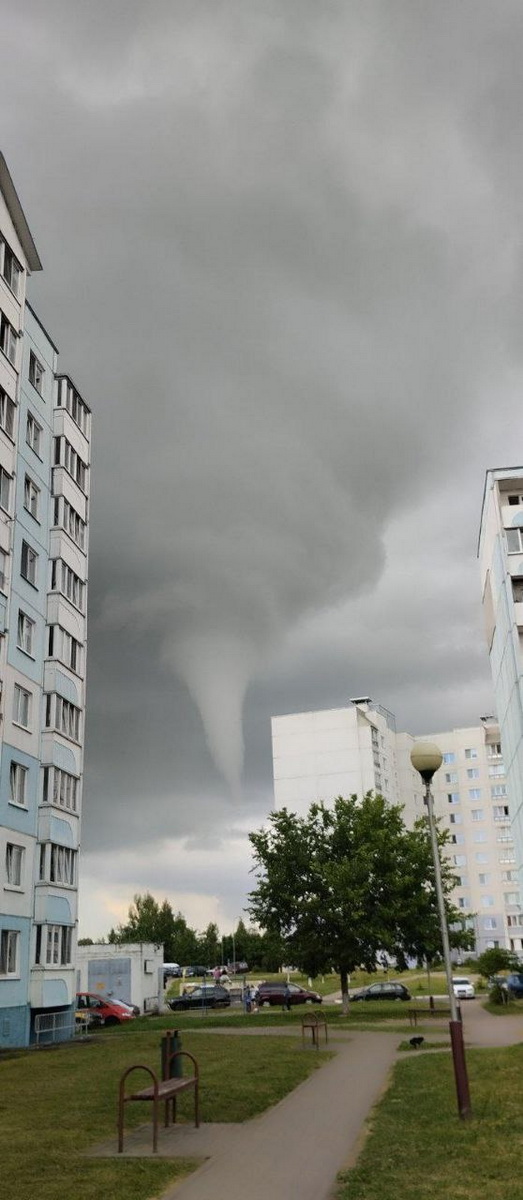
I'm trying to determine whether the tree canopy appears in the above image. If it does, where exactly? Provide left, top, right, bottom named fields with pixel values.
left=248, top=793, right=472, bottom=997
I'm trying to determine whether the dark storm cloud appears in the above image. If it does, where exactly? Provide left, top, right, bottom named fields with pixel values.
left=2, top=3, right=523, bottom=923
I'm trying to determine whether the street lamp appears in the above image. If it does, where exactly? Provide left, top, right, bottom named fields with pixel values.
left=410, top=741, right=472, bottom=1119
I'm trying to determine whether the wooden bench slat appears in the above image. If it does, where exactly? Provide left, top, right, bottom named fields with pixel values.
left=128, top=1078, right=194, bottom=1101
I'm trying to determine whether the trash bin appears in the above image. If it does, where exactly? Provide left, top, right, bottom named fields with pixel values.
left=161, top=1029, right=183, bottom=1079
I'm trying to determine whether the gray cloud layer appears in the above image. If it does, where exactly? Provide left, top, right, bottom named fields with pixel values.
left=2, top=2, right=523, bottom=927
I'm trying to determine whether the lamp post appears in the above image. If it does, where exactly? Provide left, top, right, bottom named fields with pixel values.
left=410, top=741, right=472, bottom=1119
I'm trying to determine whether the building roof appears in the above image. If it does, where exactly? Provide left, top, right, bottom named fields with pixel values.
left=0, top=153, right=42, bottom=272
left=478, top=466, right=523, bottom=557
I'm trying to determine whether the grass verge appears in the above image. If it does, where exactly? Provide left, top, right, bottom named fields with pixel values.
left=337, top=1044, right=523, bottom=1200
left=0, top=1030, right=328, bottom=1200
left=128, top=1001, right=420, bottom=1033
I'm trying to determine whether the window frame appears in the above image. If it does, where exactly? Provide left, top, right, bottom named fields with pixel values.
left=0, top=928, right=19, bottom=975
left=17, top=609, right=35, bottom=657
left=5, top=842, right=24, bottom=887
left=28, top=351, right=44, bottom=395
left=13, top=684, right=32, bottom=730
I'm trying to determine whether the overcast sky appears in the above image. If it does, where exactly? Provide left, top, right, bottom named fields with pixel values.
left=3, top=1, right=523, bottom=940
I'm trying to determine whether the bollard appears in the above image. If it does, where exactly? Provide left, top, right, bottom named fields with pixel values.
left=161, top=1029, right=183, bottom=1079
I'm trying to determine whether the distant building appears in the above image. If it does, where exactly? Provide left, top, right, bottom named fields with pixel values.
left=272, top=700, right=517, bottom=955
left=0, top=155, right=91, bottom=1048
left=479, top=468, right=523, bottom=930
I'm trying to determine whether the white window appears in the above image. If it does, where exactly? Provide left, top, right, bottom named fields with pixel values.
left=502, top=870, right=517, bottom=882
left=481, top=895, right=494, bottom=907
left=38, top=924, right=72, bottom=966
left=445, top=771, right=458, bottom=784
left=46, top=693, right=80, bottom=741
left=474, top=831, right=487, bottom=843
left=48, top=625, right=82, bottom=674
left=492, top=785, right=508, bottom=797
left=0, top=237, right=22, bottom=297
left=21, top=540, right=37, bottom=586
left=487, top=743, right=502, bottom=758
left=507, top=914, right=522, bottom=928
left=26, top=411, right=42, bottom=455
left=50, top=560, right=84, bottom=611
left=497, top=831, right=513, bottom=843
left=17, top=610, right=35, bottom=656
left=49, top=844, right=76, bottom=885
left=489, top=765, right=505, bottom=778
left=42, top=765, right=79, bottom=812
left=484, top=918, right=498, bottom=930
left=478, top=873, right=491, bottom=885
left=469, top=789, right=482, bottom=800
left=13, top=684, right=31, bottom=729
left=449, top=812, right=462, bottom=824
left=451, top=833, right=465, bottom=845
left=0, top=929, right=19, bottom=975
left=500, top=851, right=516, bottom=863
left=9, top=760, right=28, bottom=804
left=447, top=792, right=460, bottom=804
left=467, top=768, right=480, bottom=779
left=24, top=475, right=39, bottom=519
left=54, top=436, right=87, bottom=491
left=465, top=748, right=478, bottom=760
left=56, top=377, right=89, bottom=435
left=0, top=466, right=11, bottom=513
left=476, top=852, right=489, bottom=864
left=5, top=843, right=24, bottom=887
left=0, top=310, right=17, bottom=365
left=443, top=752, right=455, bottom=764
left=493, top=805, right=510, bottom=820
left=458, top=896, right=469, bottom=908
left=456, top=874, right=468, bottom=887
left=506, top=527, right=523, bottom=553
left=0, top=548, right=7, bottom=592
left=504, top=892, right=520, bottom=905
left=54, top=497, right=86, bottom=550
left=0, top=387, right=15, bottom=438
left=471, top=809, right=484, bottom=821
left=29, top=351, right=44, bottom=394
left=453, top=854, right=467, bottom=866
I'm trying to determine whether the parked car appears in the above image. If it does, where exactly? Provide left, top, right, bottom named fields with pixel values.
left=167, top=985, right=231, bottom=1011
left=505, top=973, right=523, bottom=997
left=163, top=962, right=183, bottom=981
left=351, top=982, right=411, bottom=1002
left=257, top=982, right=322, bottom=1006
left=75, top=993, right=137, bottom=1026
left=182, top=965, right=214, bottom=977
left=227, top=961, right=249, bottom=976
left=452, top=977, right=475, bottom=1000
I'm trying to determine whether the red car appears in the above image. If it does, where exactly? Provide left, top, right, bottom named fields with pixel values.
left=257, top=982, right=322, bottom=1007
left=76, top=992, right=136, bottom=1026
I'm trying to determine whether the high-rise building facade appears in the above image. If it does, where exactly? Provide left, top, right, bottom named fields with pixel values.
left=272, top=701, right=518, bottom=955
left=0, top=155, right=90, bottom=1048
left=479, top=468, right=523, bottom=918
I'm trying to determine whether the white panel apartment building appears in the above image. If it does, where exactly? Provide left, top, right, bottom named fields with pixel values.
left=0, top=155, right=91, bottom=1048
left=272, top=700, right=518, bottom=955
left=479, top=468, right=523, bottom=925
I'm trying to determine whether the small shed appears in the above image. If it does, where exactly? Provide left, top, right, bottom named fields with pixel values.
left=76, top=942, right=164, bottom=1013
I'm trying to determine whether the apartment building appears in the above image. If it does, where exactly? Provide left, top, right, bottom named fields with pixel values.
left=0, top=155, right=90, bottom=1048
left=272, top=701, right=518, bottom=955
left=479, top=468, right=523, bottom=917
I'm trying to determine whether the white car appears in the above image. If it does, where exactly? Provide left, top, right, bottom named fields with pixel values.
left=452, top=976, right=475, bottom=1000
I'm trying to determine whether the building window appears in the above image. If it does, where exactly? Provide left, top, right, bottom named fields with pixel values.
left=26, top=411, right=42, bottom=455
left=507, top=914, right=522, bottom=927
left=56, top=377, right=89, bottom=435
left=476, top=853, right=489, bottom=864
left=491, top=785, right=508, bottom=797
left=501, top=870, right=517, bottom=882
left=9, top=760, right=28, bottom=804
left=13, top=684, right=31, bottom=729
left=0, top=929, right=19, bottom=975
left=50, top=560, right=84, bottom=611
left=0, top=465, right=11, bottom=513
left=0, top=386, right=15, bottom=438
left=445, top=771, right=458, bottom=784
left=478, top=873, right=491, bottom=885
left=449, top=812, right=462, bottom=824
left=504, top=892, right=520, bottom=906
left=481, top=895, right=494, bottom=907
left=29, top=351, right=44, bottom=394
left=464, top=748, right=478, bottom=760
left=35, top=924, right=73, bottom=967
left=497, top=831, right=513, bottom=843
left=447, top=793, right=460, bottom=805
left=506, top=527, right=523, bottom=553
left=474, top=831, right=487, bottom=843
left=493, top=805, right=510, bottom=820
left=17, top=610, right=35, bottom=656
left=54, top=436, right=87, bottom=492
left=42, top=765, right=79, bottom=812
left=469, top=789, right=482, bottom=800
left=489, top=765, right=505, bottom=778
left=45, top=693, right=81, bottom=742
left=467, top=768, right=480, bottom=780
left=5, top=843, right=24, bottom=887
left=0, top=237, right=22, bottom=297
left=471, top=809, right=484, bottom=822
left=443, top=752, right=456, bottom=764
left=458, top=896, right=469, bottom=909
left=451, top=833, right=465, bottom=845
left=54, top=497, right=86, bottom=551
left=0, top=548, right=7, bottom=593
left=499, top=851, right=516, bottom=863
left=484, top=918, right=498, bottom=931
left=453, top=854, right=467, bottom=866
left=0, top=310, right=17, bottom=365
left=49, top=844, right=76, bottom=886
left=23, top=475, right=39, bottom=520
left=48, top=626, right=81, bottom=674
left=20, top=540, right=37, bottom=586
left=487, top=743, right=502, bottom=757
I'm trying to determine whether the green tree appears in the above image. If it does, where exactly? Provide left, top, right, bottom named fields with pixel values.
left=248, top=794, right=471, bottom=1008
left=108, top=893, right=199, bottom=963
left=476, top=947, right=520, bottom=979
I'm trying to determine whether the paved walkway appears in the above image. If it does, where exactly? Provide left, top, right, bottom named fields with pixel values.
left=91, top=1003, right=523, bottom=1200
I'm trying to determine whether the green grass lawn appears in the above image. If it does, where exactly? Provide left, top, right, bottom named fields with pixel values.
left=126, top=999, right=421, bottom=1033
left=0, top=1029, right=328, bottom=1200
left=337, top=1044, right=523, bottom=1200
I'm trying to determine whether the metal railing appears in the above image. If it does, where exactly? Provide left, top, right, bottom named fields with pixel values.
left=34, top=1009, right=89, bottom=1045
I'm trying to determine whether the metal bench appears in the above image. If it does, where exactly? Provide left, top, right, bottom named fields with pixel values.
left=408, top=1005, right=460, bottom=1028
left=301, top=1011, right=328, bottom=1048
left=118, top=1050, right=199, bottom=1153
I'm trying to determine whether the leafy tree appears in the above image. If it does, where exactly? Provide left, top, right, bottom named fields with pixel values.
left=248, top=794, right=471, bottom=1007
left=108, top=893, right=199, bottom=964
left=77, top=937, right=94, bottom=946
left=476, top=947, right=520, bottom=979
